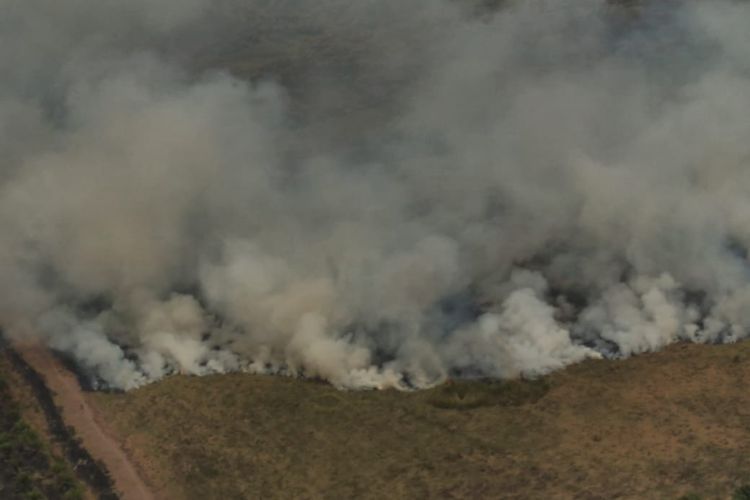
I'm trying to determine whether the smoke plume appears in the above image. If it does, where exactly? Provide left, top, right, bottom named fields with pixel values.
left=2, top=0, right=750, bottom=389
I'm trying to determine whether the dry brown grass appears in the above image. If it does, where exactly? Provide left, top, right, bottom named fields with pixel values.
left=86, top=341, right=750, bottom=499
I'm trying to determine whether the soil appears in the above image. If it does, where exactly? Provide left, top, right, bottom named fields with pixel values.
left=12, top=343, right=154, bottom=500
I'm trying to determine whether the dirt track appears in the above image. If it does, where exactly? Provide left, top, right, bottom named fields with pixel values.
left=13, top=344, right=155, bottom=500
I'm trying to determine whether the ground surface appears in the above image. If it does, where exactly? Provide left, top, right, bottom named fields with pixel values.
left=0, top=355, right=84, bottom=500
left=85, top=341, right=750, bottom=499
left=13, top=346, right=153, bottom=500
left=2, top=3, right=746, bottom=499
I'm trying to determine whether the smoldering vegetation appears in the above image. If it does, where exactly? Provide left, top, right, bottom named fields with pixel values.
left=2, top=0, right=750, bottom=390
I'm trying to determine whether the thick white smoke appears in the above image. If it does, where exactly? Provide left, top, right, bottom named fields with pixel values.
left=3, top=0, right=750, bottom=390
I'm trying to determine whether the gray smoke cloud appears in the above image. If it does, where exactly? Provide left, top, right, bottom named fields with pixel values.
left=2, top=0, right=750, bottom=390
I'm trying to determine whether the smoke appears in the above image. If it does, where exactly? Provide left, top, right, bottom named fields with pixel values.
left=2, top=0, right=750, bottom=390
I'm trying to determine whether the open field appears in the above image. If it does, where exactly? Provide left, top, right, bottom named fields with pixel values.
left=87, top=341, right=750, bottom=499
left=4, top=2, right=750, bottom=498
left=8, top=345, right=150, bottom=500
left=0, top=355, right=84, bottom=500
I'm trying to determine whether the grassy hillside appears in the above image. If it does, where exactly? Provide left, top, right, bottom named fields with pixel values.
left=0, top=358, right=84, bottom=500
left=91, top=341, right=750, bottom=499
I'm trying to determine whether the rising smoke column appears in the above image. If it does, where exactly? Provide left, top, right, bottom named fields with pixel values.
left=2, top=0, right=750, bottom=390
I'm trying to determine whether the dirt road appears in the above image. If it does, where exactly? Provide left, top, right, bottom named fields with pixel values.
left=13, top=343, right=155, bottom=500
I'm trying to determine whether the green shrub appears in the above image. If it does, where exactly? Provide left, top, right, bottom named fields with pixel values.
left=0, top=360, right=86, bottom=498
left=23, top=489, right=45, bottom=500
left=734, top=485, right=750, bottom=500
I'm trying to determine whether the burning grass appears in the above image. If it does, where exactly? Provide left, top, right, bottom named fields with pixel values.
left=86, top=341, right=750, bottom=499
